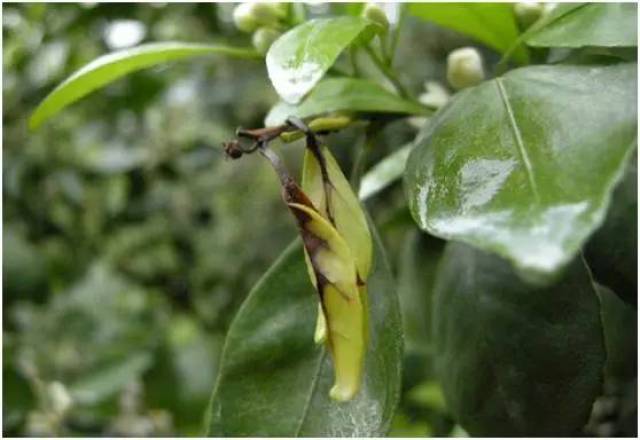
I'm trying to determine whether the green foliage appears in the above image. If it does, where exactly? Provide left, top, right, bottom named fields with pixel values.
left=7, top=1, right=638, bottom=437
left=526, top=3, right=638, bottom=48
left=30, top=42, right=260, bottom=129
left=207, top=228, right=402, bottom=436
left=433, top=243, right=606, bottom=436
left=265, top=78, right=428, bottom=126
left=585, top=159, right=638, bottom=305
left=405, top=63, right=637, bottom=281
left=358, top=143, right=412, bottom=200
left=266, top=16, right=375, bottom=103
left=408, top=3, right=529, bottom=64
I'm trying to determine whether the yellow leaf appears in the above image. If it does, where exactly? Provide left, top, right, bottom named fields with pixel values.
left=302, top=145, right=373, bottom=278
left=288, top=202, right=366, bottom=401
left=302, top=145, right=373, bottom=348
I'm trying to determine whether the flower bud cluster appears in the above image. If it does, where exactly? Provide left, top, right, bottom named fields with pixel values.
left=232, top=2, right=286, bottom=54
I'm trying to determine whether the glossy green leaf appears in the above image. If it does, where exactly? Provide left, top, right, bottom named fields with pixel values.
left=526, top=3, right=638, bottom=48
left=405, top=63, right=637, bottom=281
left=30, top=42, right=259, bottom=129
left=585, top=157, right=637, bottom=306
left=408, top=3, right=529, bottom=64
left=359, top=143, right=413, bottom=201
left=265, top=78, right=428, bottom=126
left=206, top=229, right=402, bottom=436
left=266, top=16, right=373, bottom=104
left=433, top=242, right=605, bottom=436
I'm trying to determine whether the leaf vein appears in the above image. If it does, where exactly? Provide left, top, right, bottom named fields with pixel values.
left=496, top=78, right=540, bottom=202
left=294, top=347, right=326, bottom=436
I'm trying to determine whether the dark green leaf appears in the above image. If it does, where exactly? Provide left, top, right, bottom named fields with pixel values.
left=2, top=363, right=35, bottom=432
left=206, top=230, right=402, bottom=436
left=585, top=157, right=637, bottom=306
left=30, top=42, right=259, bottom=129
left=396, top=230, right=445, bottom=353
left=359, top=144, right=413, bottom=201
left=408, top=3, right=529, bottom=64
left=433, top=242, right=605, bottom=436
left=3, top=228, right=48, bottom=301
left=266, top=17, right=374, bottom=104
left=526, top=3, right=638, bottom=48
left=405, top=63, right=637, bottom=281
left=595, top=284, right=637, bottom=382
left=265, top=78, right=428, bottom=126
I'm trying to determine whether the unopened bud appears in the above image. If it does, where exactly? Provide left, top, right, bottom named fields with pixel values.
left=252, top=27, right=282, bottom=55
left=514, top=2, right=544, bottom=29
left=418, top=81, right=450, bottom=109
left=446, top=47, right=485, bottom=90
left=233, top=2, right=285, bottom=33
left=232, top=3, right=258, bottom=33
left=47, top=381, right=72, bottom=417
left=362, top=3, right=389, bottom=33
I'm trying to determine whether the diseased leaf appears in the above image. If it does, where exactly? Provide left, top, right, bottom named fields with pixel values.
left=405, top=63, right=637, bottom=281
left=30, top=42, right=259, bottom=129
left=433, top=242, right=605, bottom=436
left=265, top=78, right=428, bottom=126
left=301, top=143, right=373, bottom=351
left=266, top=16, right=373, bottom=104
left=408, top=3, right=529, bottom=64
left=526, top=3, right=638, bottom=48
left=287, top=202, right=366, bottom=402
left=206, top=228, right=402, bottom=436
left=302, top=145, right=372, bottom=278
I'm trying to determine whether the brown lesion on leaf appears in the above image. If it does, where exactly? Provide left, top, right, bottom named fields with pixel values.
left=223, top=116, right=356, bottom=304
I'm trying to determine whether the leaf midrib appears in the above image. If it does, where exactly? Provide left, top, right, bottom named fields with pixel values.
left=293, top=348, right=327, bottom=436
left=495, top=78, right=541, bottom=203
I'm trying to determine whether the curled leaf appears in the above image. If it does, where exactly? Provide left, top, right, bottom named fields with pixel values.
left=287, top=202, right=366, bottom=401
left=259, top=141, right=370, bottom=401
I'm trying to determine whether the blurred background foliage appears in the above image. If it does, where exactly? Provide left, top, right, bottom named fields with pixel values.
left=3, top=2, right=504, bottom=437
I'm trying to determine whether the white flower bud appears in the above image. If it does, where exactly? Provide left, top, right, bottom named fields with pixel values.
left=362, top=3, right=389, bottom=33
left=233, top=2, right=286, bottom=33
left=47, top=381, right=72, bottom=417
left=233, top=3, right=258, bottom=33
left=446, top=47, right=485, bottom=90
left=418, top=81, right=450, bottom=109
left=514, top=2, right=544, bottom=29
left=252, top=27, right=282, bottom=55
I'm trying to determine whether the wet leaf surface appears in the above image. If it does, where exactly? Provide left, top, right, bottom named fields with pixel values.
left=206, top=225, right=402, bottom=437
left=405, top=63, right=637, bottom=281
left=433, top=242, right=605, bottom=436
